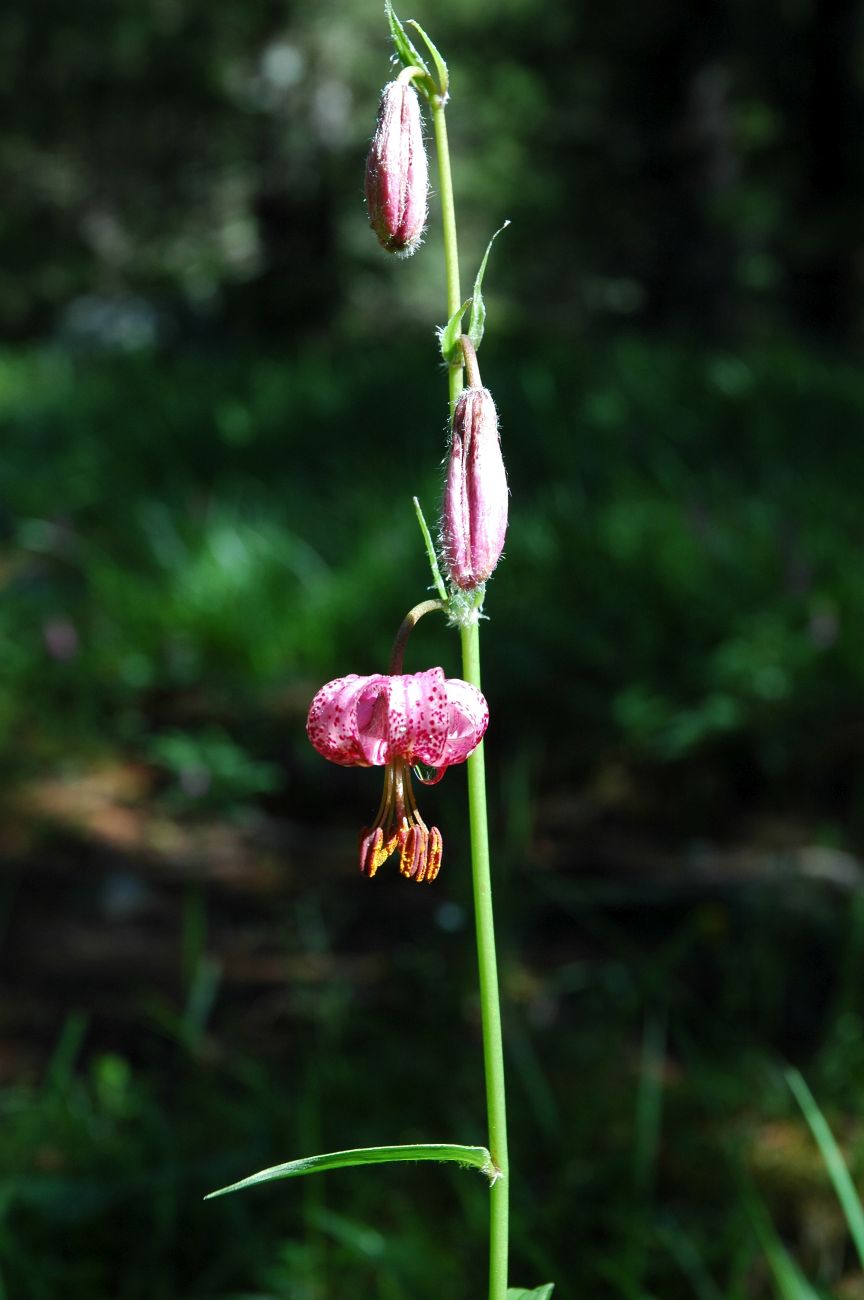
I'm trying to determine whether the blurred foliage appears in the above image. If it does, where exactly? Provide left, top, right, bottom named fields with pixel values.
left=3, top=874, right=864, bottom=1297
left=145, top=727, right=282, bottom=813
left=3, top=0, right=864, bottom=1295
left=2, top=335, right=864, bottom=837
left=1, top=0, right=862, bottom=343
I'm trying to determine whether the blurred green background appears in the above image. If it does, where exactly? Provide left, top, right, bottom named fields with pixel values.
left=3, top=0, right=864, bottom=1296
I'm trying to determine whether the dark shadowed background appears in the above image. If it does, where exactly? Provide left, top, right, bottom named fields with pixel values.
left=2, top=0, right=864, bottom=1296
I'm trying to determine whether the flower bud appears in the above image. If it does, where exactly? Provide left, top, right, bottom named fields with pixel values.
left=441, top=386, right=509, bottom=590
left=364, top=79, right=428, bottom=257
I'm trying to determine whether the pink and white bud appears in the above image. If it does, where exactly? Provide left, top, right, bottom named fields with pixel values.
left=441, top=386, right=509, bottom=590
left=364, top=79, right=428, bottom=257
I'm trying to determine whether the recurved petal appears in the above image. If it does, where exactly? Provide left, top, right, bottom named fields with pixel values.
left=440, top=677, right=489, bottom=766
left=352, top=676, right=397, bottom=765
left=306, top=673, right=390, bottom=766
left=387, top=667, right=450, bottom=766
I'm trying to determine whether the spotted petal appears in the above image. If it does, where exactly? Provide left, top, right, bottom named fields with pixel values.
left=307, top=668, right=489, bottom=772
left=387, top=667, right=450, bottom=766
left=306, top=674, right=389, bottom=766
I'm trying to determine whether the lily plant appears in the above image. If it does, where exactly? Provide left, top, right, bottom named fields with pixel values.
left=206, top=8, right=551, bottom=1299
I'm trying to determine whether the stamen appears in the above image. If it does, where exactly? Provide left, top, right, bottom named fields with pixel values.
left=358, top=759, right=443, bottom=883
left=399, top=823, right=425, bottom=880
left=359, top=825, right=400, bottom=877
left=427, top=827, right=443, bottom=881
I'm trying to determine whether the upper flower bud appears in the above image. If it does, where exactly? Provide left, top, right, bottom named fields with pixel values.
left=441, top=385, right=509, bottom=590
left=364, top=77, right=428, bottom=257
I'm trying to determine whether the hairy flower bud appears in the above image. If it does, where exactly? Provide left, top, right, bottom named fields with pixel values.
left=441, top=386, right=509, bottom=590
left=364, top=79, right=428, bottom=257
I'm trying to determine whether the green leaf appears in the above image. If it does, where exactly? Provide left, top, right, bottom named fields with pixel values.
left=406, top=19, right=449, bottom=96
left=786, top=1066, right=864, bottom=1269
left=205, top=1142, right=494, bottom=1200
left=438, top=296, right=471, bottom=364
left=468, top=220, right=511, bottom=351
left=385, top=2, right=430, bottom=79
left=507, top=1287, right=555, bottom=1300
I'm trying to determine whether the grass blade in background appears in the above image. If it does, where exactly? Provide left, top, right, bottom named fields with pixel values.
left=785, top=1066, right=864, bottom=1269
left=205, top=1142, right=494, bottom=1199
left=749, top=1198, right=821, bottom=1300
left=658, top=1222, right=725, bottom=1300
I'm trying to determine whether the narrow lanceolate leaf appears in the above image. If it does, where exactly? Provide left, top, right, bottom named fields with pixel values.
left=786, top=1066, right=864, bottom=1269
left=468, top=220, right=511, bottom=351
left=507, top=1287, right=555, bottom=1300
left=205, top=1143, right=494, bottom=1200
left=406, top=19, right=449, bottom=97
left=438, top=297, right=471, bottom=364
left=385, top=2, right=430, bottom=80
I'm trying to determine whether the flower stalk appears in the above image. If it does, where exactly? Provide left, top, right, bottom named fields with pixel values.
left=430, top=89, right=510, bottom=1300
left=461, top=334, right=482, bottom=389
left=389, top=598, right=446, bottom=673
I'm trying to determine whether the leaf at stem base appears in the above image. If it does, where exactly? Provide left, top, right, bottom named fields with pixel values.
left=205, top=1142, right=494, bottom=1200
left=507, top=1287, right=555, bottom=1299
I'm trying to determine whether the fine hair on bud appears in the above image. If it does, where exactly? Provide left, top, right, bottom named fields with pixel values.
left=364, top=78, right=429, bottom=257
left=441, top=386, right=509, bottom=590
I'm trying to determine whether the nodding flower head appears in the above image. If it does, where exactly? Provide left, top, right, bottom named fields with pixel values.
left=364, top=78, right=429, bottom=257
left=441, top=385, right=509, bottom=591
left=307, top=667, right=488, bottom=882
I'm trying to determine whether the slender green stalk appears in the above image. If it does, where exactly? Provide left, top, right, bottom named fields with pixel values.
left=430, top=90, right=510, bottom=1300
left=461, top=622, right=510, bottom=1300
left=430, top=97, right=464, bottom=410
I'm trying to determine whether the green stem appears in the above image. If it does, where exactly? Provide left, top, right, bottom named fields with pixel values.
left=430, top=97, right=464, bottom=411
left=431, top=91, right=509, bottom=1300
left=461, top=622, right=510, bottom=1300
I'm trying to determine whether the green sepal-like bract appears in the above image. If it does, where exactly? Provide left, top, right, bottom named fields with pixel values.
left=413, top=495, right=448, bottom=602
left=406, top=18, right=449, bottom=98
left=385, top=2, right=438, bottom=101
left=467, top=220, right=510, bottom=351
left=438, top=222, right=510, bottom=365
left=507, top=1287, right=555, bottom=1299
left=438, top=296, right=472, bottom=365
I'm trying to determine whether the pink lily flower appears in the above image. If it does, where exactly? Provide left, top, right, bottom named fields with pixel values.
left=307, top=667, right=488, bottom=882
